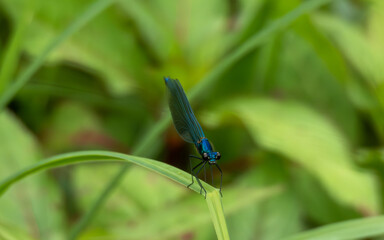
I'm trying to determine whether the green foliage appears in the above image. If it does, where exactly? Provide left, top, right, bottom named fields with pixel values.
left=0, top=0, right=384, bottom=239
left=203, top=98, right=378, bottom=211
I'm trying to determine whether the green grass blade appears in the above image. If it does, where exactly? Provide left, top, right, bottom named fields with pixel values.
left=0, top=150, right=215, bottom=197
left=0, top=0, right=115, bottom=111
left=285, top=216, right=384, bottom=240
left=206, top=191, right=230, bottom=240
left=0, top=150, right=223, bottom=238
left=71, top=0, right=337, bottom=236
left=0, top=1, right=34, bottom=94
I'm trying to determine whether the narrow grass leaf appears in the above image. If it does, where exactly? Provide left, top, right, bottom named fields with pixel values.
left=0, top=151, right=216, bottom=196
left=0, top=1, right=34, bottom=94
left=206, top=191, right=230, bottom=240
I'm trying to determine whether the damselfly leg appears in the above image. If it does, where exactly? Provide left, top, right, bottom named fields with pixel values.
left=204, top=164, right=206, bottom=182
left=189, top=155, right=202, bottom=160
left=194, top=161, right=207, bottom=198
left=210, top=164, right=213, bottom=185
left=187, top=155, right=207, bottom=198
left=216, top=164, right=223, bottom=197
left=187, top=158, right=202, bottom=189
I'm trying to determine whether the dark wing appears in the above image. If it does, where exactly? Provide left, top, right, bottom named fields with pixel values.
left=164, top=77, right=205, bottom=143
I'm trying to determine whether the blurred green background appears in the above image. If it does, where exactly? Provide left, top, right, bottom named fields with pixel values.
left=0, top=0, right=384, bottom=239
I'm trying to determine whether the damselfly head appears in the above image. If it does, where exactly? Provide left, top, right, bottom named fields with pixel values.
left=203, top=152, right=221, bottom=164
left=210, top=152, right=221, bottom=164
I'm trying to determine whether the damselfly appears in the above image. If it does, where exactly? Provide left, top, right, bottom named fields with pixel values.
left=164, top=77, right=222, bottom=198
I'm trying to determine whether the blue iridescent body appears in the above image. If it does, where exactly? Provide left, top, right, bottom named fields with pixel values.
left=164, top=77, right=222, bottom=197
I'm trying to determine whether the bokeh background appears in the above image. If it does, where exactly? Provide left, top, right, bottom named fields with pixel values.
left=0, top=0, right=384, bottom=239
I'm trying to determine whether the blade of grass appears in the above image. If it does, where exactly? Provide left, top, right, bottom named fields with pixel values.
left=0, top=0, right=35, bottom=94
left=284, top=216, right=384, bottom=240
left=0, top=150, right=216, bottom=197
left=71, top=0, right=339, bottom=237
left=0, top=150, right=281, bottom=239
left=0, top=0, right=115, bottom=111
left=206, top=191, right=230, bottom=240
left=0, top=150, right=221, bottom=238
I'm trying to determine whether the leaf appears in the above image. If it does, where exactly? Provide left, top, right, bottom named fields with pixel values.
left=203, top=98, right=379, bottom=212
left=285, top=216, right=384, bottom=240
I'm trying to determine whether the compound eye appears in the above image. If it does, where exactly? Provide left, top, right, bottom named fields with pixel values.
left=203, top=152, right=209, bottom=160
left=216, top=152, right=221, bottom=160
